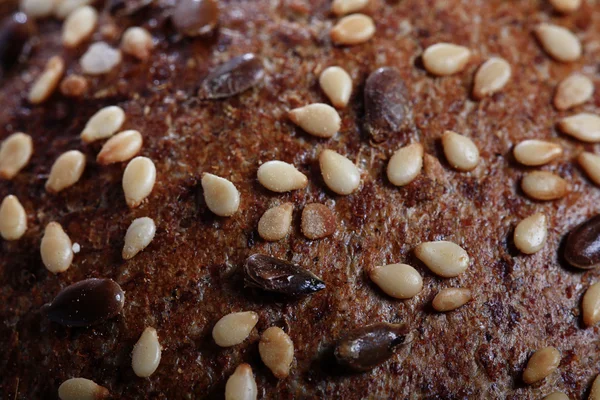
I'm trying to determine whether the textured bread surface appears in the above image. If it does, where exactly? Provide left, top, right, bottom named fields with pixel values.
left=1, top=0, right=600, bottom=399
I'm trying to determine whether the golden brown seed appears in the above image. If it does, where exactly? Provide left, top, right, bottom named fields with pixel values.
left=81, top=106, right=126, bottom=143
left=58, top=377, right=109, bottom=400
left=422, top=43, right=471, bottom=76
left=578, top=152, right=600, bottom=186
left=472, top=58, right=511, bottom=99
left=521, top=171, right=568, bottom=201
left=132, top=327, right=162, bottom=378
left=330, top=14, right=375, bottom=45
left=257, top=161, right=308, bottom=192
left=319, top=66, right=353, bottom=108
left=288, top=103, right=341, bottom=138
left=319, top=149, right=360, bottom=195
left=514, top=213, right=547, bottom=255
left=387, top=143, right=423, bottom=186
left=28, top=56, right=65, bottom=104
left=123, top=217, right=156, bottom=260
left=41, top=222, right=73, bottom=274
left=46, top=150, right=86, bottom=193
left=544, top=392, right=569, bottom=400
left=62, top=6, right=97, bottom=48
left=442, top=131, right=479, bottom=171
left=534, top=23, right=581, bottom=62
left=558, top=113, right=600, bottom=143
left=225, top=364, right=257, bottom=400
left=97, top=130, right=143, bottom=165
left=513, top=140, right=562, bottom=166
left=121, top=27, right=153, bottom=61
left=60, top=74, right=88, bottom=97
left=554, top=74, right=594, bottom=111
left=369, top=263, right=423, bottom=299
left=432, top=288, right=472, bottom=312
left=123, top=156, right=156, bottom=208
left=0, top=195, right=27, bottom=240
left=55, top=0, right=94, bottom=19
left=549, top=0, right=581, bottom=13
left=331, top=0, right=369, bottom=15
left=20, top=0, right=54, bottom=18
left=258, top=203, right=293, bottom=242
left=582, top=282, right=600, bottom=327
left=212, top=311, right=258, bottom=347
left=0, top=132, right=33, bottom=179
left=301, top=203, right=336, bottom=240
left=414, top=241, right=469, bottom=278
left=259, top=327, right=294, bottom=379
left=522, top=346, right=561, bottom=384
left=590, top=374, right=600, bottom=400
left=201, top=173, right=240, bottom=217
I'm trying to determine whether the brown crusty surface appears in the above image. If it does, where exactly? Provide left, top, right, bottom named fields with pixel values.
left=1, top=0, right=600, bottom=399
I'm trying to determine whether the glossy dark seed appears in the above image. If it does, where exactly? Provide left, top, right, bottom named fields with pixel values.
left=42, top=278, right=125, bottom=327
left=198, top=53, right=265, bottom=99
left=334, top=323, right=408, bottom=372
left=364, top=67, right=409, bottom=142
left=0, top=13, right=35, bottom=77
left=564, top=215, right=600, bottom=269
left=172, top=0, right=219, bottom=37
left=244, top=254, right=326, bottom=296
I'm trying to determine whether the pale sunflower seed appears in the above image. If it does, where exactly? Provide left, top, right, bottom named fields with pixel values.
left=521, top=171, right=568, bottom=201
left=0, top=132, right=33, bottom=179
left=0, top=195, right=27, bottom=241
left=422, top=43, right=471, bottom=76
left=472, top=57, right=511, bottom=99
left=201, top=173, right=240, bottom=216
left=46, top=150, right=86, bottom=193
left=330, top=13, right=375, bottom=45
left=514, top=213, right=547, bottom=254
left=554, top=74, right=594, bottom=111
left=513, top=140, right=562, bottom=166
left=534, top=23, right=581, bottom=62
left=123, top=156, right=156, bottom=208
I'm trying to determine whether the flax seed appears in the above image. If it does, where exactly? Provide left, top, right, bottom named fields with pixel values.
left=0, top=132, right=33, bottom=179
left=123, top=156, right=156, bottom=208
left=414, top=241, right=469, bottom=278
left=212, top=311, right=258, bottom=347
left=558, top=113, right=600, bottom=143
left=432, top=288, right=472, bottom=312
left=521, top=171, right=568, bottom=201
left=513, top=140, right=562, bottom=166
left=40, top=222, right=73, bottom=274
left=132, top=327, right=162, bottom=377
left=554, top=74, right=594, bottom=111
left=319, top=66, right=353, bottom=108
left=472, top=57, right=511, bottom=99
left=514, top=213, right=547, bottom=254
left=97, top=130, right=142, bottom=165
left=330, top=14, right=375, bottom=45
left=422, top=43, right=471, bottom=76
left=369, top=263, right=423, bottom=299
left=0, top=195, right=27, bottom=240
left=62, top=6, right=97, bottom=48
left=201, top=173, right=240, bottom=216
left=259, top=327, right=294, bottom=379
left=319, top=149, right=360, bottom=195
left=442, top=130, right=479, bottom=171
left=522, top=346, right=561, bottom=384
left=534, top=23, right=581, bottom=62
left=28, top=56, right=65, bottom=104
left=288, top=103, right=341, bottom=138
left=46, top=150, right=86, bottom=193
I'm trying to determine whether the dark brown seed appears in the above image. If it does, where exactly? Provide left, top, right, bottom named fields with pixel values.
left=564, top=215, right=600, bottom=269
left=334, top=323, right=409, bottom=372
left=42, top=278, right=125, bottom=327
left=244, top=254, right=326, bottom=296
left=364, top=67, right=409, bottom=143
left=0, top=13, right=35, bottom=77
left=172, top=0, right=220, bottom=37
left=198, top=53, right=265, bottom=99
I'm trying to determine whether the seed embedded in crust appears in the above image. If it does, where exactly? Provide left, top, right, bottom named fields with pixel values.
left=212, top=311, right=258, bottom=347
left=46, top=150, right=86, bottom=193
left=97, top=130, right=142, bottom=165
left=554, top=74, right=594, bottom=111
left=558, top=113, right=600, bottom=143
left=549, top=0, right=581, bottom=14
left=201, top=173, right=240, bottom=216
left=369, top=263, right=423, bottom=299
left=578, top=152, right=600, bottom=186
left=258, top=203, right=293, bottom=242
left=121, top=27, right=153, bottom=60
left=172, top=0, right=220, bottom=37
left=259, top=327, right=294, bottom=379
left=522, top=346, right=561, bottom=384
left=582, top=282, right=600, bottom=327
left=422, top=43, right=471, bottom=76
left=543, top=392, right=569, bottom=400
left=123, top=217, right=156, bottom=260
left=40, top=222, right=73, bottom=274
left=20, top=0, right=54, bottom=18
left=123, top=156, right=156, bottom=208
left=330, top=13, right=375, bottom=45
left=58, top=377, right=110, bottom=400
left=521, top=171, right=568, bottom=201
left=60, top=74, right=88, bottom=97
left=319, top=149, right=360, bottom=195
left=534, top=23, right=581, bottom=62
left=225, top=364, right=257, bottom=400
left=132, top=326, right=162, bottom=378
left=62, top=5, right=97, bottom=48
left=414, top=241, right=469, bottom=278
left=319, top=66, right=352, bottom=108
left=514, top=213, right=548, bottom=255
left=0, top=132, right=33, bottom=179
left=432, top=288, right=472, bottom=312
left=442, top=130, right=479, bottom=171
left=257, top=161, right=308, bottom=192
left=564, top=215, right=600, bottom=269
left=81, top=106, right=126, bottom=143
left=301, top=203, right=336, bottom=240
left=513, top=140, right=562, bottom=166
left=288, top=103, right=341, bottom=138
left=199, top=53, right=264, bottom=99
left=387, top=143, right=423, bottom=186
left=28, top=56, right=65, bottom=104
left=472, top=57, right=511, bottom=99
left=80, top=42, right=122, bottom=75
left=331, top=0, right=369, bottom=16
left=0, top=195, right=27, bottom=241
left=590, top=374, right=600, bottom=400
left=364, top=67, right=408, bottom=142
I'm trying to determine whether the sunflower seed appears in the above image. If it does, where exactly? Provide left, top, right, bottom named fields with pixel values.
left=319, top=149, right=360, bottom=195
left=97, top=130, right=143, bottom=165
left=422, top=43, right=471, bottom=76
left=514, top=213, right=547, bottom=254
left=554, top=74, right=594, bottom=111
left=132, top=327, right=162, bottom=377
left=301, top=203, right=336, bottom=240
left=288, top=103, right=341, bottom=138
left=330, top=14, right=375, bottom=45
left=0, top=132, right=33, bottom=179
left=123, top=156, right=156, bottom=208
left=212, top=311, right=258, bottom=347
left=259, top=327, right=294, bottom=379
left=199, top=53, right=264, bottom=99
left=387, top=143, right=423, bottom=186
left=472, top=57, right=511, bottom=99
left=534, top=23, right=581, bottom=62
left=564, top=214, right=600, bottom=269
left=369, top=263, right=423, bottom=299
left=58, top=378, right=110, bottom=400
left=121, top=27, right=153, bottom=60
left=46, top=150, right=86, bottom=193
left=558, top=113, right=600, bottom=143
left=582, top=282, right=600, bottom=327
left=513, top=140, right=562, bottom=166
left=442, top=130, right=479, bottom=171
left=257, top=161, right=307, bottom=192
left=0, top=195, right=27, bottom=241
left=319, top=66, right=352, bottom=108
left=123, top=217, right=156, bottom=260
left=521, top=171, right=568, bottom=201
left=225, top=364, right=257, bottom=400
left=81, top=106, right=126, bottom=143
left=201, top=173, right=240, bottom=216
left=522, top=346, right=561, bottom=384
left=364, top=67, right=408, bottom=142
left=331, top=0, right=369, bottom=16
left=432, top=288, right=472, bottom=312
left=62, top=6, right=97, bottom=48
left=579, top=152, right=600, bottom=186
left=172, top=0, right=220, bottom=37
left=258, top=203, right=293, bottom=242
left=414, top=241, right=469, bottom=278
